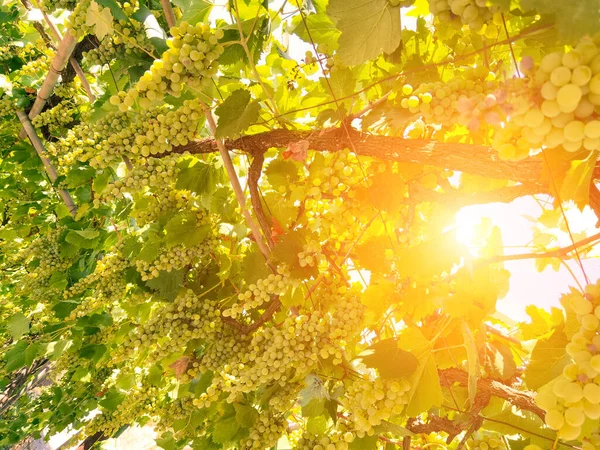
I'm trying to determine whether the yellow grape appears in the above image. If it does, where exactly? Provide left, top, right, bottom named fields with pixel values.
left=551, top=66, right=572, bottom=87
left=556, top=84, right=583, bottom=113
left=544, top=127, right=566, bottom=148
left=583, top=383, right=600, bottom=404
left=571, top=294, right=594, bottom=315
left=402, top=84, right=413, bottom=95
left=563, top=50, right=583, bottom=69
left=582, top=314, right=600, bottom=331
left=584, top=120, right=600, bottom=139
left=541, top=100, right=561, bottom=118
left=583, top=399, right=600, bottom=419
left=590, top=73, right=600, bottom=94
left=559, top=423, right=582, bottom=441
left=591, top=355, right=600, bottom=373
left=574, top=98, right=595, bottom=118
left=572, top=66, right=593, bottom=86
left=523, top=446, right=543, bottom=450
left=540, top=52, right=563, bottom=73
left=541, top=81, right=558, bottom=100
left=524, top=109, right=544, bottom=127
left=552, top=112, right=575, bottom=129
left=545, top=408, right=565, bottom=430
left=565, top=407, right=586, bottom=426
left=564, top=120, right=586, bottom=141
left=562, top=382, right=584, bottom=402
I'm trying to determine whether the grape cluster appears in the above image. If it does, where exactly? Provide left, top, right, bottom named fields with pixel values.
left=0, top=95, right=15, bottom=118
left=96, top=156, right=180, bottom=205
left=222, top=273, right=291, bottom=319
left=466, top=431, right=508, bottom=450
left=428, top=0, right=505, bottom=31
left=340, top=377, right=410, bottom=435
left=66, top=244, right=130, bottom=298
left=130, top=189, right=188, bottom=226
left=239, top=413, right=287, bottom=450
left=117, top=289, right=222, bottom=363
left=66, top=0, right=94, bottom=39
left=40, top=0, right=76, bottom=13
left=398, top=67, right=507, bottom=131
left=84, top=387, right=159, bottom=436
left=495, top=37, right=600, bottom=159
left=113, top=22, right=224, bottom=109
left=84, top=20, right=154, bottom=66
left=16, top=54, right=52, bottom=79
left=298, top=240, right=324, bottom=269
left=535, top=279, right=600, bottom=440
left=31, top=101, right=78, bottom=133
left=295, top=431, right=354, bottom=450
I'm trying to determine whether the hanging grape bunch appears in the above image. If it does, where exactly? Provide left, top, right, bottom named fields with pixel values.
left=535, top=279, right=600, bottom=441
left=428, top=0, right=506, bottom=31
left=114, top=21, right=224, bottom=110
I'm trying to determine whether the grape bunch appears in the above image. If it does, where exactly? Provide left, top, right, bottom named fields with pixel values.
left=66, top=0, right=94, bottom=39
left=239, top=413, right=287, bottom=450
left=114, top=21, right=224, bottom=109
left=398, top=66, right=508, bottom=131
left=40, top=0, right=76, bottom=13
left=340, top=377, right=411, bottom=436
left=31, top=101, right=78, bottom=133
left=0, top=95, right=15, bottom=118
left=428, top=0, right=506, bottom=31
left=84, top=20, right=154, bottom=66
left=294, top=431, right=354, bottom=450
left=16, top=54, right=52, bottom=79
left=494, top=36, right=600, bottom=159
left=116, top=289, right=222, bottom=364
left=298, top=240, right=325, bottom=269
left=222, top=273, right=291, bottom=319
left=466, top=431, right=507, bottom=450
left=535, top=279, right=600, bottom=440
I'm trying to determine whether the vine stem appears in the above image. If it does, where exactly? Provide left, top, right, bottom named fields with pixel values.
left=17, top=110, right=78, bottom=217
left=200, top=103, right=271, bottom=260
left=232, top=0, right=282, bottom=121
left=160, top=0, right=177, bottom=28
left=18, top=33, right=77, bottom=139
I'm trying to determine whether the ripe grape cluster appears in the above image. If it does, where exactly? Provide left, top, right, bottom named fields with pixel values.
left=84, top=20, right=153, bottom=66
left=341, top=377, right=410, bottom=435
left=495, top=37, right=600, bottom=159
left=535, top=279, right=600, bottom=440
left=0, top=95, right=15, bottom=118
left=428, top=0, right=505, bottom=31
left=117, top=289, right=222, bottom=363
left=294, top=431, right=354, bottom=450
left=239, top=413, right=287, bottom=450
left=31, top=101, right=78, bottom=133
left=466, top=431, right=508, bottom=450
left=398, top=67, right=507, bottom=131
left=222, top=273, right=291, bottom=319
left=66, top=0, right=93, bottom=39
left=113, top=21, right=224, bottom=109
left=40, top=0, right=76, bottom=12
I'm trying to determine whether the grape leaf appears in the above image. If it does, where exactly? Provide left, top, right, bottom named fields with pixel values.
left=176, top=159, right=225, bottom=195
left=397, top=328, right=443, bottom=416
left=212, top=416, right=241, bottom=444
left=165, top=213, right=211, bottom=248
left=358, top=339, right=419, bottom=379
left=86, top=1, right=114, bottom=40
left=4, top=341, right=27, bottom=372
left=327, top=0, right=402, bottom=66
left=145, top=269, right=185, bottom=301
left=559, top=151, right=597, bottom=210
left=291, top=11, right=340, bottom=51
left=265, top=160, right=299, bottom=191
left=65, top=229, right=101, bottom=249
left=215, top=89, right=260, bottom=138
left=349, top=435, right=378, bottom=450
left=524, top=323, right=571, bottom=390
left=7, top=313, right=30, bottom=340
left=234, top=404, right=258, bottom=428
left=171, top=0, right=212, bottom=26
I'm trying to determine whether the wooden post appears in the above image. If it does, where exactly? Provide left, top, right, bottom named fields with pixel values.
left=17, top=110, right=78, bottom=217
left=18, top=33, right=77, bottom=138
left=160, top=0, right=176, bottom=29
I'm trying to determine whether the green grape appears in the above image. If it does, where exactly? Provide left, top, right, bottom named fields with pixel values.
left=572, top=66, right=593, bottom=86
left=556, top=84, right=583, bottom=113
left=564, top=120, right=586, bottom=141
left=551, top=67, right=572, bottom=87
left=540, top=52, right=564, bottom=73
left=585, top=120, right=600, bottom=138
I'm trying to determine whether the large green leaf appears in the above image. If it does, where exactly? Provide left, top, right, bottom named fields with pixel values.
left=146, top=269, right=185, bottom=301
left=165, top=213, right=211, bottom=248
left=7, top=313, right=30, bottom=340
left=358, top=339, right=419, bottom=379
left=524, top=324, right=571, bottom=390
left=327, top=0, right=402, bottom=66
left=176, top=159, right=225, bottom=195
left=171, top=0, right=212, bottom=25
left=214, top=89, right=260, bottom=138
